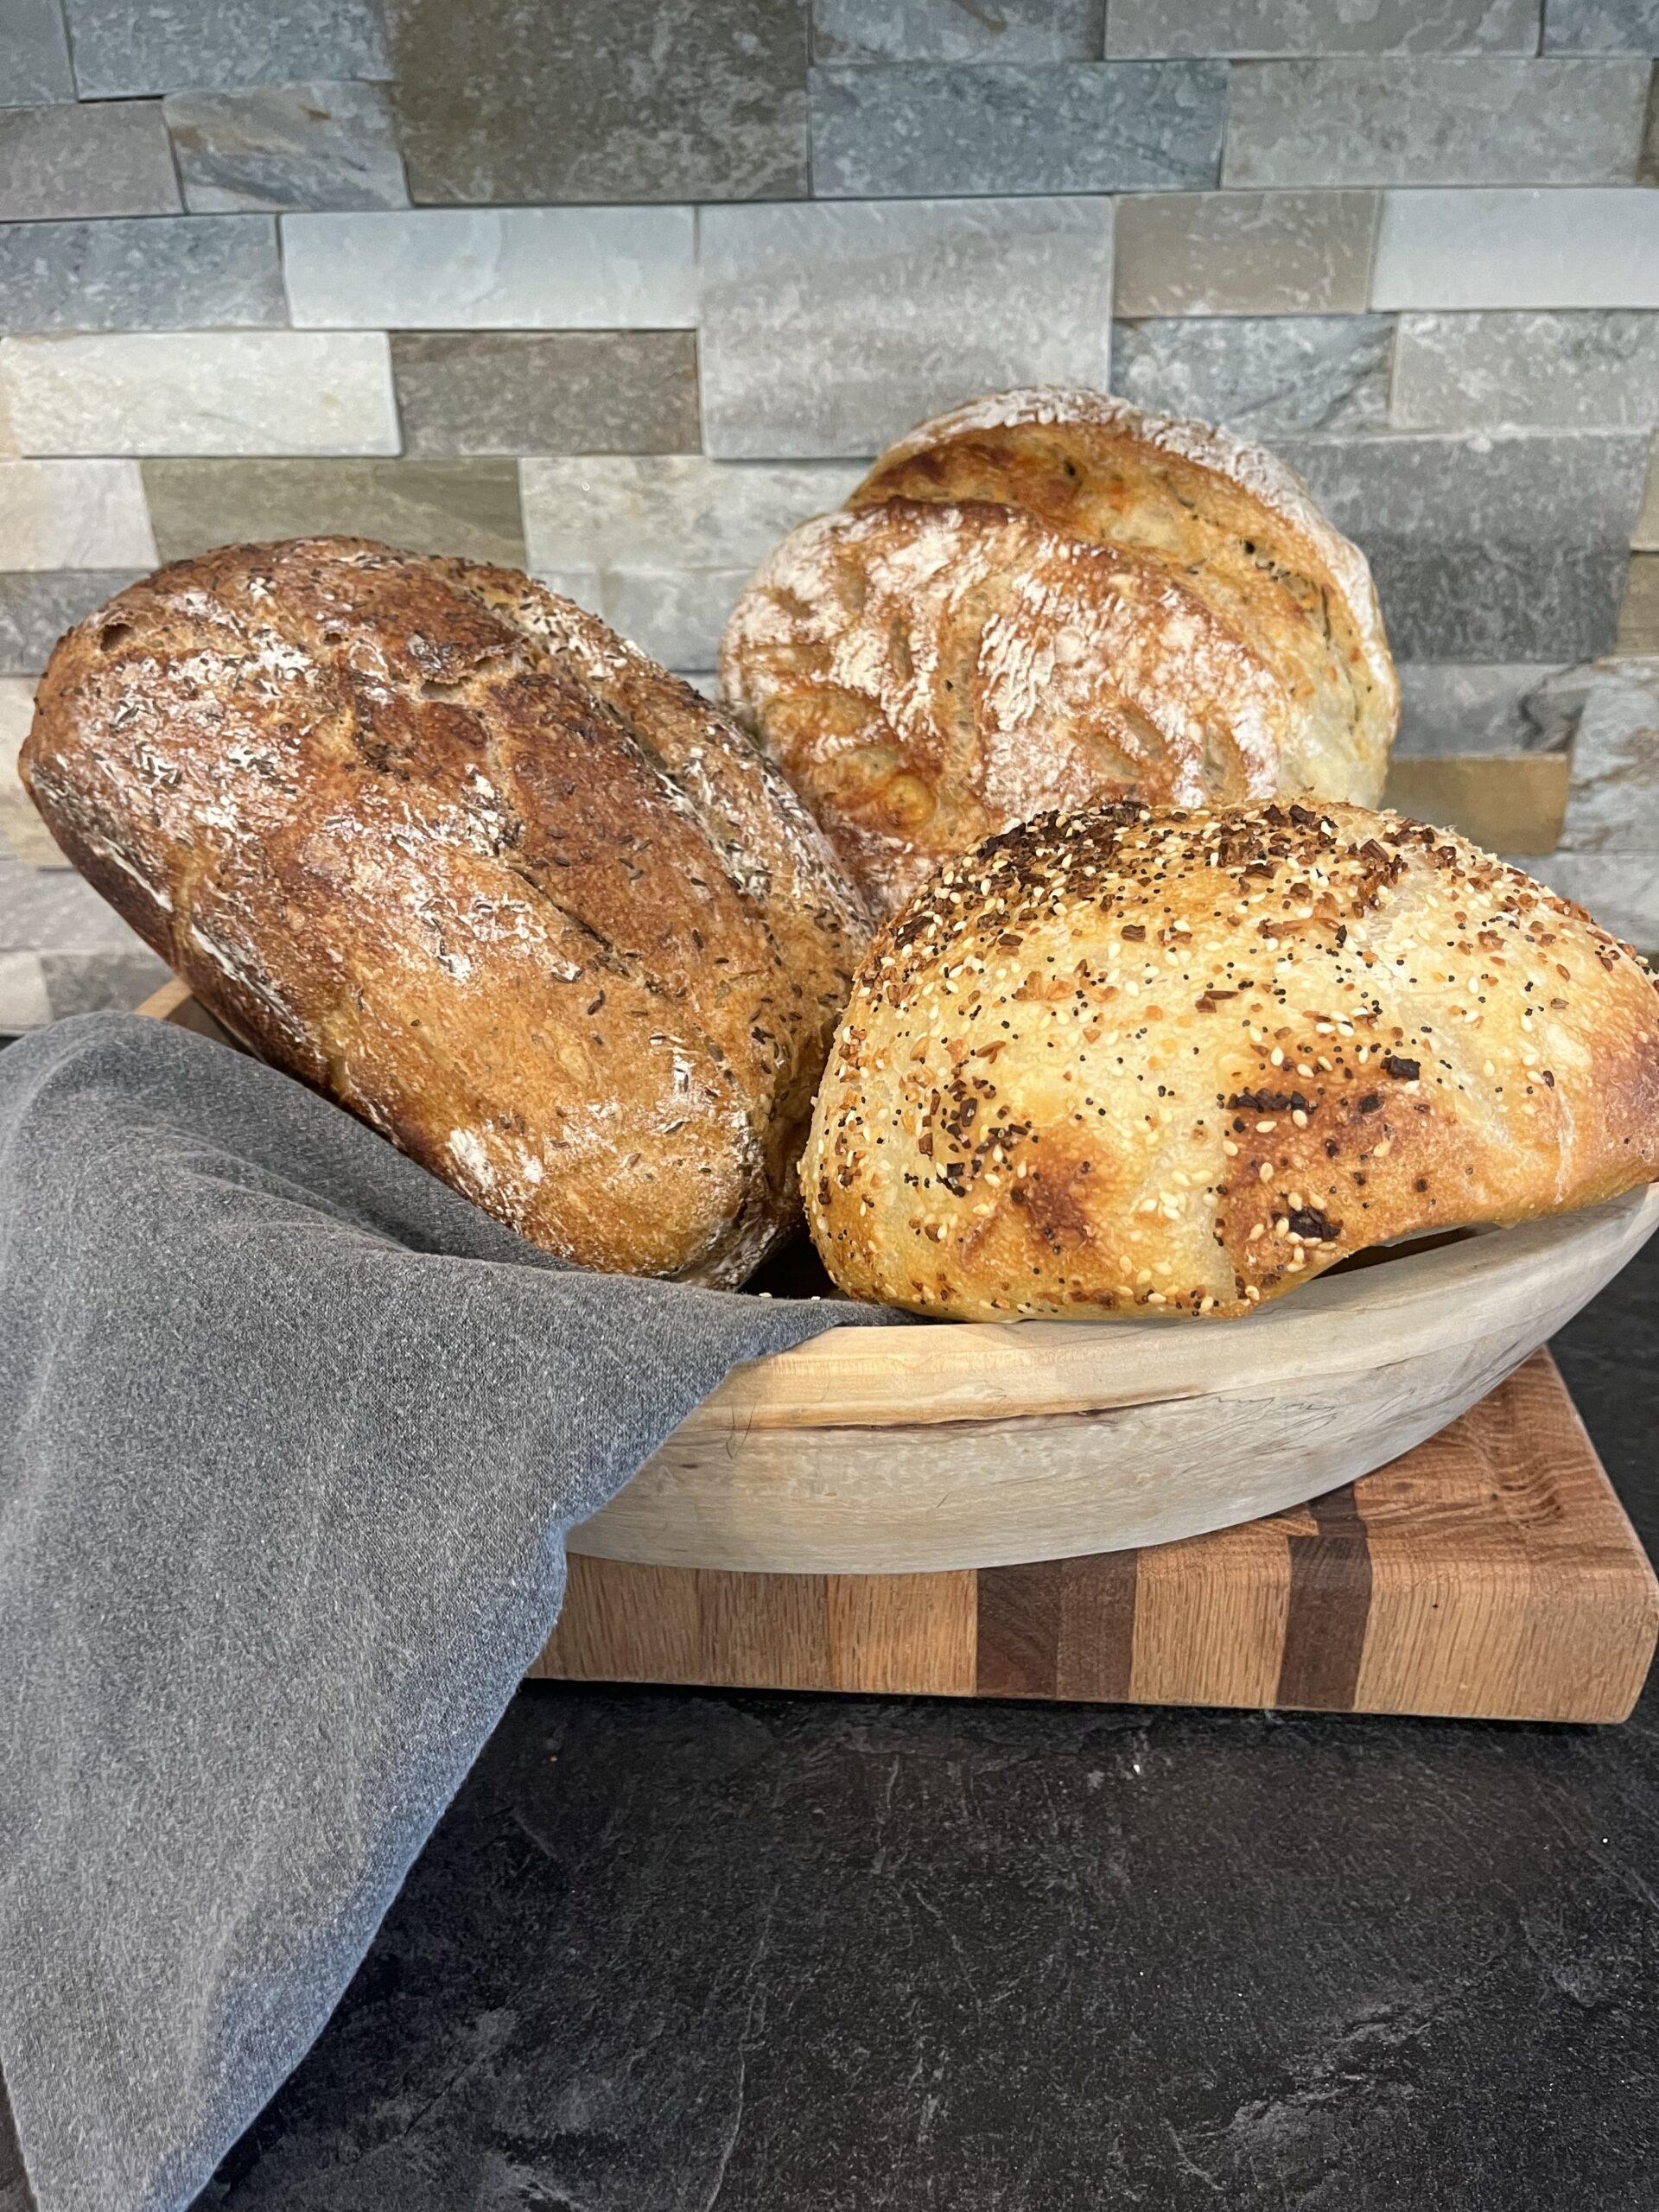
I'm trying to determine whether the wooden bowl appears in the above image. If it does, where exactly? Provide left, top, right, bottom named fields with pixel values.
left=140, top=982, right=1659, bottom=1576
left=577, top=1189, right=1659, bottom=1573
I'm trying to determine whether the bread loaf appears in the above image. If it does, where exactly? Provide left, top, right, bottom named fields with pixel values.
left=721, top=496, right=1294, bottom=917
left=22, top=538, right=870, bottom=1284
left=721, top=388, right=1398, bottom=915
left=804, top=800, right=1659, bottom=1320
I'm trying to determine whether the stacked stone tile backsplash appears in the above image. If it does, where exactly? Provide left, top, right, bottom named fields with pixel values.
left=1, top=0, right=1656, bottom=1027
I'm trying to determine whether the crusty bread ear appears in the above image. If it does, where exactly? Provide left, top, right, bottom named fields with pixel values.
left=23, top=537, right=869, bottom=1285
left=804, top=800, right=1659, bottom=1321
left=721, top=389, right=1398, bottom=918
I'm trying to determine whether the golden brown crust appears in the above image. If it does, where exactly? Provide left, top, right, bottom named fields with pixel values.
left=22, top=537, right=870, bottom=1284
left=720, top=498, right=1294, bottom=918
left=849, top=388, right=1397, bottom=800
left=803, top=800, right=1659, bottom=1321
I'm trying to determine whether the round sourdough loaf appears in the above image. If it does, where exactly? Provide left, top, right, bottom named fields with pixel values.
left=721, top=497, right=1294, bottom=918
left=22, top=537, right=870, bottom=1285
left=803, top=800, right=1659, bottom=1321
left=721, top=388, right=1397, bottom=916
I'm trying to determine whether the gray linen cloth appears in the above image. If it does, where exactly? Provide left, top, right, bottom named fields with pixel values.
left=0, top=1014, right=892, bottom=2212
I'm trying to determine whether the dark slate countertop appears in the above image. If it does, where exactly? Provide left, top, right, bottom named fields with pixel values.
left=5, top=1236, right=1656, bottom=2212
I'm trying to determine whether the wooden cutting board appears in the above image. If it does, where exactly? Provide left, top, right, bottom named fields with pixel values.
left=534, top=1351, right=1658, bottom=1725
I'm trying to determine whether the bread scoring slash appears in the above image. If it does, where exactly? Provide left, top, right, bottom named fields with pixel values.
left=22, top=538, right=870, bottom=1285
left=804, top=800, right=1659, bottom=1320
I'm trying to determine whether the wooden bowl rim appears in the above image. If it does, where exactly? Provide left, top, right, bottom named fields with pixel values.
left=137, top=980, right=1659, bottom=1432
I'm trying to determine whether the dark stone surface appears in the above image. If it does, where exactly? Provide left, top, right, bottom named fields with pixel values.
left=3, top=1228, right=1656, bottom=2208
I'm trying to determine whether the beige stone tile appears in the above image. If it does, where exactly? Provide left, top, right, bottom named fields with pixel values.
left=1114, top=189, right=1378, bottom=314
left=1635, top=435, right=1659, bottom=550
left=392, top=332, right=698, bottom=458
left=3, top=331, right=398, bottom=458
left=142, top=457, right=525, bottom=568
left=0, top=674, right=67, bottom=870
left=0, top=460, right=156, bottom=569
left=1618, top=553, right=1659, bottom=650
left=0, top=100, right=180, bottom=222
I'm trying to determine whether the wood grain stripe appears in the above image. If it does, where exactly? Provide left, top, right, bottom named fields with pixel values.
left=1275, top=1484, right=1373, bottom=1711
left=976, top=1561, right=1062, bottom=1697
left=1057, top=1550, right=1139, bottom=1700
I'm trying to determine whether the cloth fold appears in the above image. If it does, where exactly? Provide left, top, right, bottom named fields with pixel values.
left=0, top=1014, right=891, bottom=2212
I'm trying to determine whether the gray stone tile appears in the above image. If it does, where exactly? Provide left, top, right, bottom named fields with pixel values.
left=164, top=81, right=407, bottom=213
left=1394, top=661, right=1573, bottom=753
left=1524, top=851, right=1659, bottom=943
left=1224, top=58, right=1651, bottom=187
left=64, top=0, right=391, bottom=98
left=521, top=455, right=865, bottom=570
left=1392, top=311, right=1659, bottom=429
left=1276, top=429, right=1650, bottom=658
left=1109, top=314, right=1391, bottom=432
left=1114, top=188, right=1378, bottom=314
left=523, top=455, right=864, bottom=664
left=142, top=456, right=526, bottom=567
left=1109, top=0, right=1542, bottom=52
left=281, top=207, right=696, bottom=329
left=0, top=214, right=283, bottom=334
left=41, top=950, right=169, bottom=1014
left=391, top=332, right=699, bottom=457
left=1371, top=188, right=1659, bottom=308
left=809, top=61, right=1224, bottom=195
left=700, top=196, right=1115, bottom=457
left=385, top=0, right=807, bottom=204
left=4, top=329, right=399, bottom=455
left=0, top=100, right=179, bottom=220
left=813, top=0, right=1103, bottom=62
left=601, top=569, right=756, bottom=668
left=1543, top=0, right=1659, bottom=48
left=1, top=0, right=75, bottom=103
left=1557, top=656, right=1659, bottom=846
left=0, top=461, right=156, bottom=568
left=0, top=569, right=144, bottom=673
left=0, top=835, right=159, bottom=956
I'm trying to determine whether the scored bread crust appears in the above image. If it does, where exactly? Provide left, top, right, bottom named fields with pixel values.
left=804, top=800, right=1659, bottom=1321
left=720, top=497, right=1295, bottom=918
left=849, top=387, right=1398, bottom=811
left=23, top=537, right=870, bottom=1285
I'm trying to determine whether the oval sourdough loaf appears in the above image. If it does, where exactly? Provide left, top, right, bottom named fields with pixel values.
left=721, top=388, right=1397, bottom=916
left=804, top=800, right=1659, bottom=1321
left=22, top=538, right=870, bottom=1285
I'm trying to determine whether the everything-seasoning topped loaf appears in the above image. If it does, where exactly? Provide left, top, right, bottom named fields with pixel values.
left=803, top=799, right=1659, bottom=1320
left=22, top=537, right=871, bottom=1284
left=721, top=388, right=1398, bottom=916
